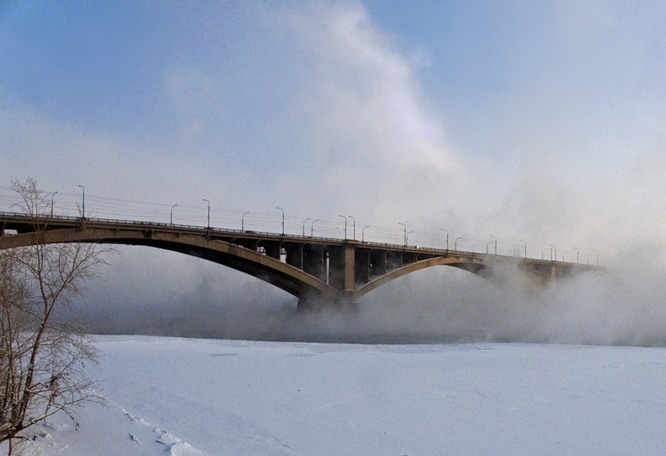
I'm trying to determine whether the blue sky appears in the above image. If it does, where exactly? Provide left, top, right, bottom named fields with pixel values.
left=2, top=0, right=666, bottom=260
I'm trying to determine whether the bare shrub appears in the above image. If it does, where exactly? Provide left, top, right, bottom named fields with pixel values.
left=0, top=178, right=111, bottom=455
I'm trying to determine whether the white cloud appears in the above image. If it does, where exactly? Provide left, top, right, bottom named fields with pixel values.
left=251, top=2, right=471, bottom=232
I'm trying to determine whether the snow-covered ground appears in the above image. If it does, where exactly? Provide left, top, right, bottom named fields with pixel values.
left=7, top=336, right=666, bottom=455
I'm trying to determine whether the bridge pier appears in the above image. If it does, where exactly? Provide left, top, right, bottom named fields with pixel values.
left=296, top=295, right=359, bottom=313
left=329, top=243, right=356, bottom=291
left=336, top=299, right=359, bottom=313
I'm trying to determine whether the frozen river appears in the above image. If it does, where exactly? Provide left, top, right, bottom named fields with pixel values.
left=14, top=336, right=666, bottom=455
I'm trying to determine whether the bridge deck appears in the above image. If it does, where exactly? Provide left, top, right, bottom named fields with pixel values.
left=0, top=212, right=565, bottom=265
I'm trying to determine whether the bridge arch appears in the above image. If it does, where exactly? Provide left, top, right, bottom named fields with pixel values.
left=0, top=228, right=339, bottom=303
left=353, top=256, right=488, bottom=301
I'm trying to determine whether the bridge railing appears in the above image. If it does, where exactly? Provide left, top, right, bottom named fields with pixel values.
left=0, top=210, right=350, bottom=244
left=0, top=211, right=409, bottom=250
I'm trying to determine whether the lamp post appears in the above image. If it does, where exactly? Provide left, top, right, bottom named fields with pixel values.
left=242, top=211, right=250, bottom=231
left=50, top=191, right=58, bottom=217
left=571, top=247, right=579, bottom=264
left=520, top=240, right=527, bottom=259
left=276, top=207, right=284, bottom=235
left=170, top=203, right=178, bottom=225
left=310, top=219, right=319, bottom=237
left=348, top=215, right=356, bottom=240
left=398, top=222, right=407, bottom=247
left=339, top=215, right=347, bottom=240
left=202, top=199, right=210, bottom=228
left=406, top=231, right=414, bottom=247
left=546, top=244, right=556, bottom=261
left=490, top=235, right=497, bottom=255
left=455, top=236, right=462, bottom=250
left=362, top=225, right=370, bottom=242
left=302, top=218, right=310, bottom=237
left=78, top=185, right=85, bottom=218
left=441, top=229, right=449, bottom=251
left=589, top=251, right=599, bottom=266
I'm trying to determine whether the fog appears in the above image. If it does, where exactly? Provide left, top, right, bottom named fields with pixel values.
left=3, top=1, right=666, bottom=346
left=60, top=244, right=666, bottom=347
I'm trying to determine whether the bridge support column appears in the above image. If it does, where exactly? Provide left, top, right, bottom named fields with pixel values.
left=387, top=251, right=402, bottom=270
left=343, top=244, right=355, bottom=291
left=264, top=242, right=281, bottom=260
left=355, top=249, right=370, bottom=285
left=304, top=244, right=326, bottom=282
left=370, top=251, right=387, bottom=277
left=285, top=244, right=303, bottom=268
left=550, top=264, right=557, bottom=285
left=329, top=243, right=355, bottom=292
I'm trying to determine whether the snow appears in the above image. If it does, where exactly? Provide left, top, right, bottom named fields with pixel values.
left=6, top=336, right=666, bottom=455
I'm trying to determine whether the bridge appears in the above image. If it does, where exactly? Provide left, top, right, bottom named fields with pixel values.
left=0, top=212, right=598, bottom=310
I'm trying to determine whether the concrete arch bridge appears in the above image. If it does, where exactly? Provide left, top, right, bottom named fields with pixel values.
left=0, top=213, right=598, bottom=310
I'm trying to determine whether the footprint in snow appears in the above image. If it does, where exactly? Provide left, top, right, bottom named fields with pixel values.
left=156, top=432, right=204, bottom=455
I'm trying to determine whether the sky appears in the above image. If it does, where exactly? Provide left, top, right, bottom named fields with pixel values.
left=2, top=0, right=666, bottom=341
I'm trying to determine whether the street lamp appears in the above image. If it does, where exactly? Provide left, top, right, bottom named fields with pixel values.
left=571, top=247, right=579, bottom=264
left=348, top=215, right=356, bottom=240
left=339, top=215, right=347, bottom=239
left=441, top=229, right=449, bottom=251
left=490, top=235, right=497, bottom=255
left=202, top=199, right=210, bottom=228
left=78, top=185, right=85, bottom=218
left=520, top=240, right=527, bottom=259
left=398, top=222, right=407, bottom=247
left=50, top=191, right=58, bottom=217
left=276, top=207, right=284, bottom=235
left=170, top=203, right=178, bottom=225
left=310, top=219, right=319, bottom=237
left=302, top=218, right=310, bottom=237
left=546, top=243, right=556, bottom=261
left=242, top=211, right=250, bottom=231
left=455, top=236, right=463, bottom=250
left=362, top=225, right=370, bottom=242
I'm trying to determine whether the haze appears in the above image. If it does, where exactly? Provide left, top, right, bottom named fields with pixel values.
left=1, top=1, right=666, bottom=344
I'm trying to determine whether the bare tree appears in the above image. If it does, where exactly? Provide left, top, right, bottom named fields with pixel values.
left=0, top=178, right=110, bottom=454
